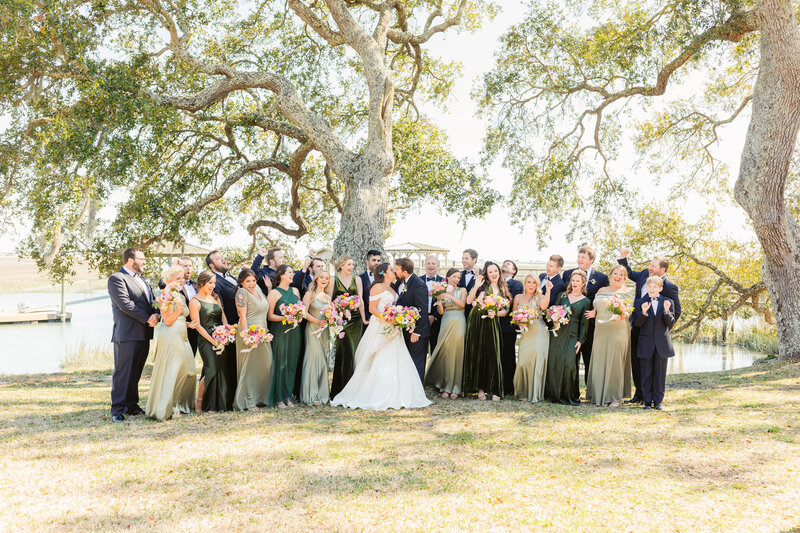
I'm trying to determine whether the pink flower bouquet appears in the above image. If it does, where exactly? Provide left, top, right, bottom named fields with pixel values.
left=333, top=293, right=361, bottom=322
left=240, top=324, right=272, bottom=353
left=154, top=287, right=183, bottom=313
left=475, top=292, right=510, bottom=319
left=279, top=302, right=306, bottom=330
left=510, top=306, right=539, bottom=333
left=607, top=294, right=633, bottom=319
left=212, top=324, right=237, bottom=354
left=376, top=304, right=420, bottom=337
left=545, top=305, right=571, bottom=336
left=429, top=280, right=449, bottom=298
left=314, top=304, right=346, bottom=339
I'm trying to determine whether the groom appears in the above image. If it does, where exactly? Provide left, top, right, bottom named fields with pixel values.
left=393, top=257, right=430, bottom=384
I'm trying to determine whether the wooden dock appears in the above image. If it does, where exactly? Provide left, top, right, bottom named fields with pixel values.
left=0, top=311, right=72, bottom=324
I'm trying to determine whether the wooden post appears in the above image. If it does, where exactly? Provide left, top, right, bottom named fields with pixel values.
left=60, top=276, right=66, bottom=322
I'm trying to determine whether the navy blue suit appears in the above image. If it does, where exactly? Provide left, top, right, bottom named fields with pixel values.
left=421, top=274, right=445, bottom=353
left=395, top=274, right=430, bottom=383
left=212, top=271, right=239, bottom=407
left=108, top=268, right=157, bottom=417
left=561, top=267, right=609, bottom=384
left=633, top=295, right=676, bottom=405
left=458, top=269, right=479, bottom=318
left=618, top=257, right=681, bottom=400
left=250, top=254, right=275, bottom=296
left=291, top=269, right=312, bottom=299
left=539, top=273, right=566, bottom=307
left=500, top=277, right=524, bottom=394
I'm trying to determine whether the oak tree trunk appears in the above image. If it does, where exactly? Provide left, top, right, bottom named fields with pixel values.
left=734, top=0, right=800, bottom=360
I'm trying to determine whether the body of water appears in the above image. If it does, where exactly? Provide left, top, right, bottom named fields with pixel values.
left=0, top=291, right=765, bottom=375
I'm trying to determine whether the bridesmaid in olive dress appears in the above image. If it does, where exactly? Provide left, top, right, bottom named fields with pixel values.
left=267, top=264, right=304, bottom=408
left=425, top=268, right=467, bottom=399
left=585, top=264, right=633, bottom=407
left=233, top=268, right=273, bottom=410
left=328, top=255, right=367, bottom=399
left=189, top=271, right=232, bottom=412
left=544, top=270, right=591, bottom=405
left=301, top=270, right=333, bottom=406
left=512, top=274, right=551, bottom=403
left=462, top=262, right=511, bottom=401
left=146, top=265, right=197, bottom=421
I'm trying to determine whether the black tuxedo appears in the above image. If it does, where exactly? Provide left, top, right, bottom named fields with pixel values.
left=291, top=269, right=312, bottom=299
left=395, top=273, right=430, bottom=383
left=108, top=268, right=157, bottom=417
left=561, top=267, right=609, bottom=384
left=212, top=271, right=239, bottom=407
left=500, top=277, right=524, bottom=395
left=633, top=295, right=676, bottom=405
left=458, top=269, right=478, bottom=318
left=421, top=273, right=445, bottom=353
left=360, top=270, right=375, bottom=332
left=250, top=254, right=275, bottom=296
left=539, top=273, right=566, bottom=307
left=618, top=257, right=681, bottom=400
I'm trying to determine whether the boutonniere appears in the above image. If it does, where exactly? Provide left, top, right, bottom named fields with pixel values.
left=589, top=279, right=597, bottom=285
left=400, top=286, right=408, bottom=294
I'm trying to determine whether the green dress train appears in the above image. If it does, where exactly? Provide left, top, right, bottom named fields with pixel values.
left=270, top=286, right=303, bottom=404
left=197, top=299, right=231, bottom=411
left=586, top=289, right=633, bottom=405
left=301, top=293, right=331, bottom=405
left=330, top=275, right=362, bottom=399
left=544, top=292, right=591, bottom=405
left=145, top=303, right=196, bottom=421
left=233, top=287, right=274, bottom=409
left=462, top=286, right=504, bottom=397
left=425, top=287, right=466, bottom=395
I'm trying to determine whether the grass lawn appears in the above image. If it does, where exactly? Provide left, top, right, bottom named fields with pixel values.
left=0, top=361, right=798, bottom=531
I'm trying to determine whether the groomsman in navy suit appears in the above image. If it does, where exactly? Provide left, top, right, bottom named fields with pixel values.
left=422, top=255, right=446, bottom=353
left=251, top=247, right=283, bottom=295
left=632, top=276, right=676, bottom=410
left=360, top=249, right=383, bottom=332
left=107, top=247, right=159, bottom=422
left=457, top=248, right=480, bottom=318
left=618, top=249, right=681, bottom=403
left=206, top=250, right=239, bottom=408
left=562, top=246, right=609, bottom=385
left=292, top=253, right=325, bottom=299
left=394, top=258, right=430, bottom=383
left=539, top=254, right=566, bottom=307
left=500, top=260, right=524, bottom=395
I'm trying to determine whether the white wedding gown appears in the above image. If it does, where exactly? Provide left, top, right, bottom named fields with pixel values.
left=330, top=291, right=432, bottom=410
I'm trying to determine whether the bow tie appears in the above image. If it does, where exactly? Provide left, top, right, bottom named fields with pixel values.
left=425, top=276, right=435, bottom=281
left=651, top=298, right=658, bottom=302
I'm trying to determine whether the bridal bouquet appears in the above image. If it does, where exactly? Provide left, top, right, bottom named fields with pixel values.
left=607, top=294, right=633, bottom=319
left=333, top=293, right=361, bottom=322
left=279, top=302, right=306, bottom=330
left=475, top=292, right=510, bottom=319
left=314, top=304, right=345, bottom=339
left=376, top=304, right=420, bottom=337
left=212, top=324, right=237, bottom=354
left=429, top=280, right=449, bottom=299
left=154, top=287, right=182, bottom=313
left=240, top=324, right=272, bottom=353
left=510, top=306, right=539, bottom=333
left=545, top=305, right=571, bottom=336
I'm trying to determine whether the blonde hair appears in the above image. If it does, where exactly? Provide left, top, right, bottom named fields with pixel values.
left=646, top=275, right=664, bottom=287
left=334, top=255, right=354, bottom=272
left=524, top=273, right=540, bottom=293
left=309, top=270, right=331, bottom=293
left=161, top=264, right=184, bottom=283
left=610, top=264, right=628, bottom=279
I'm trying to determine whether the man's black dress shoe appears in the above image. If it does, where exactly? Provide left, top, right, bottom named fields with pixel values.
left=127, top=407, right=145, bottom=416
left=624, top=397, right=642, bottom=404
left=111, top=414, right=126, bottom=422
left=652, top=403, right=662, bottom=411
left=642, top=402, right=652, bottom=409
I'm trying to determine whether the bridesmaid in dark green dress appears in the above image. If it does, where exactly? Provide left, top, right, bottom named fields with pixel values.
left=267, top=264, right=304, bottom=408
left=189, top=271, right=232, bottom=412
left=328, top=255, right=366, bottom=399
left=544, top=270, right=592, bottom=405
left=462, top=262, right=512, bottom=401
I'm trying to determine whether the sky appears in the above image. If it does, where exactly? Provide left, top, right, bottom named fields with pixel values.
left=0, top=3, right=754, bottom=267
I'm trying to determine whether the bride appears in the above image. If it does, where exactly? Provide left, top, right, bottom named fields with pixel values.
left=331, top=262, right=432, bottom=410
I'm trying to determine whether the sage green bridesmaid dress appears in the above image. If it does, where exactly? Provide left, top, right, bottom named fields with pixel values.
left=197, top=299, right=230, bottom=411
left=270, top=287, right=302, bottom=405
left=513, top=295, right=550, bottom=403
left=586, top=289, right=633, bottom=405
left=233, top=287, right=274, bottom=410
left=462, top=286, right=504, bottom=398
left=330, top=275, right=362, bottom=399
left=146, top=303, right=196, bottom=421
left=425, top=287, right=466, bottom=395
left=301, top=293, right=331, bottom=405
left=544, top=292, right=590, bottom=405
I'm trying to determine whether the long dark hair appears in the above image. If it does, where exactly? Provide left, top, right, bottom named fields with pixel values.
left=477, top=261, right=511, bottom=300
left=237, top=267, right=257, bottom=288
left=371, top=262, right=391, bottom=292
left=273, top=264, right=293, bottom=287
left=196, top=270, right=221, bottom=304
